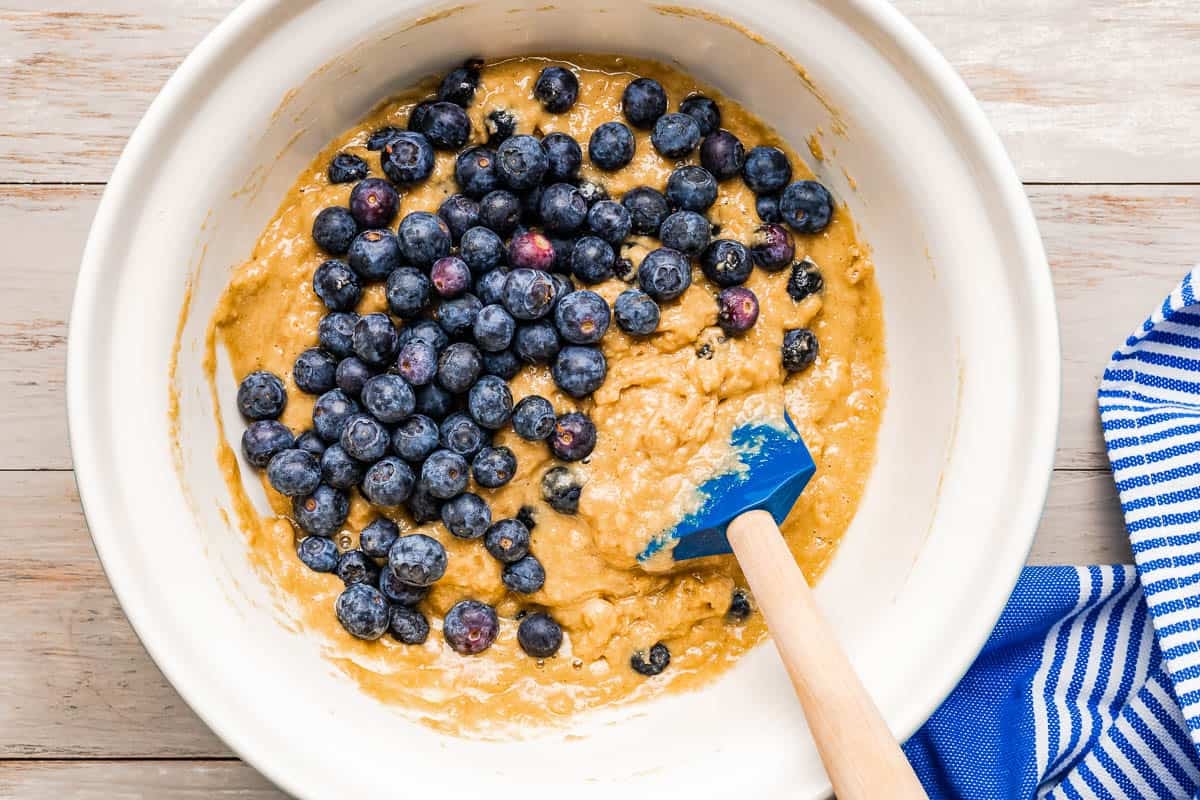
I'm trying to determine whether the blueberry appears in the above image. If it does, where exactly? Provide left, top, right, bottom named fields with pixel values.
left=756, top=193, right=781, bottom=223
left=393, top=414, right=440, bottom=462
left=742, top=146, right=793, bottom=194
left=293, top=483, right=350, bottom=536
left=638, top=247, right=692, bottom=301
left=438, top=59, right=481, bottom=107
left=482, top=348, right=522, bottom=380
left=428, top=256, right=470, bottom=299
left=577, top=180, right=609, bottom=206
left=552, top=346, right=607, bottom=398
left=433, top=197, right=477, bottom=246
left=485, top=108, right=517, bottom=147
left=339, top=413, right=389, bottom=463
left=494, top=134, right=547, bottom=191
left=478, top=189, right=523, bottom=236
left=586, top=200, right=632, bottom=246
left=516, top=506, right=538, bottom=532
left=399, top=319, right=449, bottom=352
left=361, top=374, right=415, bottom=424
left=554, top=290, right=610, bottom=345
left=475, top=269, right=510, bottom=306
left=569, top=236, right=615, bottom=284
left=717, top=286, right=760, bottom=334
left=541, top=134, right=583, bottom=184
left=241, top=420, right=294, bottom=467
left=589, top=122, right=635, bottom=171
left=267, top=448, right=320, bottom=496
left=441, top=492, right=492, bottom=540
left=473, top=304, right=516, bottom=352
left=508, top=230, right=556, bottom=272
left=335, top=357, right=373, bottom=398
left=622, top=77, right=667, bottom=128
left=312, top=388, right=361, bottom=442
left=513, top=321, right=561, bottom=365
left=349, top=177, right=400, bottom=229
left=335, top=584, right=390, bottom=641
left=665, top=165, right=718, bottom=212
left=379, top=568, right=431, bottom=606
left=468, top=375, right=514, bottom=430
left=472, top=445, right=517, bottom=488
left=337, top=549, right=380, bottom=586
left=541, top=465, right=582, bottom=514
left=435, top=294, right=483, bottom=340
left=381, top=132, right=435, bottom=184
left=328, top=152, right=368, bottom=184
left=613, top=257, right=637, bottom=282
left=398, top=212, right=451, bottom=268
left=484, top=518, right=530, bottom=564
left=237, top=370, right=286, bottom=420
left=390, top=606, right=431, bottom=645
left=418, top=101, right=471, bottom=150
left=630, top=642, right=670, bottom=675
left=700, top=240, right=752, bottom=287
left=750, top=223, right=795, bottom=272
left=651, top=112, right=701, bottom=159
left=549, top=272, right=574, bottom=304
left=787, top=258, right=824, bottom=302
left=436, top=342, right=483, bottom=394
left=550, top=412, right=596, bottom=461
left=503, top=554, right=545, bottom=594
left=458, top=230, right=503, bottom=278
left=518, top=613, right=563, bottom=658
left=385, top=267, right=432, bottom=319
left=320, top=443, right=364, bottom=490
left=443, top=600, right=499, bottom=655
left=503, top=268, right=557, bottom=320
left=393, top=338, right=436, bottom=385
left=727, top=588, right=752, bottom=623
left=360, top=517, right=400, bottom=559
left=421, top=449, right=470, bottom=499
left=312, top=206, right=358, bottom=255
left=613, top=289, right=660, bottom=336
left=353, top=312, right=400, bottom=367
left=293, top=348, right=337, bottom=394
left=622, top=187, right=670, bottom=236
left=295, top=429, right=327, bottom=458
left=297, top=536, right=339, bottom=572
left=366, top=126, right=402, bottom=150
left=700, top=130, right=745, bottom=181
left=439, top=412, right=487, bottom=458
left=406, top=482, right=444, bottom=523
left=388, top=533, right=447, bottom=586
left=534, top=66, right=580, bottom=112
left=318, top=312, right=358, bottom=359
left=361, top=456, right=416, bottom=506
left=408, top=101, right=431, bottom=131
left=779, top=180, right=834, bottom=233
left=679, top=95, right=720, bottom=136
left=782, top=328, right=819, bottom=372
left=414, top=383, right=455, bottom=421
left=529, top=186, right=584, bottom=237
left=658, top=210, right=711, bottom=255
left=454, top=146, right=500, bottom=198
left=312, top=259, right=361, bottom=312
left=512, top=396, right=555, bottom=441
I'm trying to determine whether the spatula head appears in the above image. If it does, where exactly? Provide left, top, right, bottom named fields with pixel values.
left=638, top=414, right=816, bottom=563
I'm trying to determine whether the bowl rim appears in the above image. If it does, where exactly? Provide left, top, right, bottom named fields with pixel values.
left=67, top=0, right=1060, bottom=795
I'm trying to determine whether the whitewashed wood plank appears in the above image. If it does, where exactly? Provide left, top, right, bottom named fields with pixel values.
left=2, top=0, right=1199, bottom=182
left=0, top=468, right=1127, bottom=757
left=0, top=761, right=281, bottom=799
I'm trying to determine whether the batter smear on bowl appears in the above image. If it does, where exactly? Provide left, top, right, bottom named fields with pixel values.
left=205, top=55, right=886, bottom=734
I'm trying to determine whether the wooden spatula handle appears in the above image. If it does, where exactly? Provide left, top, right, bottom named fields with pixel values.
left=726, top=510, right=927, bottom=799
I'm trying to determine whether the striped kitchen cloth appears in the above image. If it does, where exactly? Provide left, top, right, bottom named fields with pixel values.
left=903, top=267, right=1200, bottom=798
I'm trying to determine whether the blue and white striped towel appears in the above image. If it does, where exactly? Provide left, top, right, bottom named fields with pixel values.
left=903, top=268, right=1200, bottom=798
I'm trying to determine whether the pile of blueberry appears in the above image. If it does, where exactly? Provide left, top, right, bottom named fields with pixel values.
left=236, top=59, right=828, bottom=673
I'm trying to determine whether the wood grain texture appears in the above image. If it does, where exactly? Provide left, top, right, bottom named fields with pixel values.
left=0, top=469, right=1127, bottom=759
left=0, top=761, right=281, bottom=798
left=5, top=184, right=1198, bottom=471
left=2, top=0, right=1200, bottom=182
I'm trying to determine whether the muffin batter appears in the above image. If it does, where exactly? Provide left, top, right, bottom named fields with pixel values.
left=204, top=55, right=886, bottom=735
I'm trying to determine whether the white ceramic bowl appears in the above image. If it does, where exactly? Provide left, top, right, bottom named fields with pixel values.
left=68, top=1, right=1058, bottom=797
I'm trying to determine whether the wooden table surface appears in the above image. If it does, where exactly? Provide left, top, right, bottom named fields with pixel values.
left=2, top=0, right=1195, bottom=794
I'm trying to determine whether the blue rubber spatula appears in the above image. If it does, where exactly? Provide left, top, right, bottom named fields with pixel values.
left=642, top=418, right=926, bottom=799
